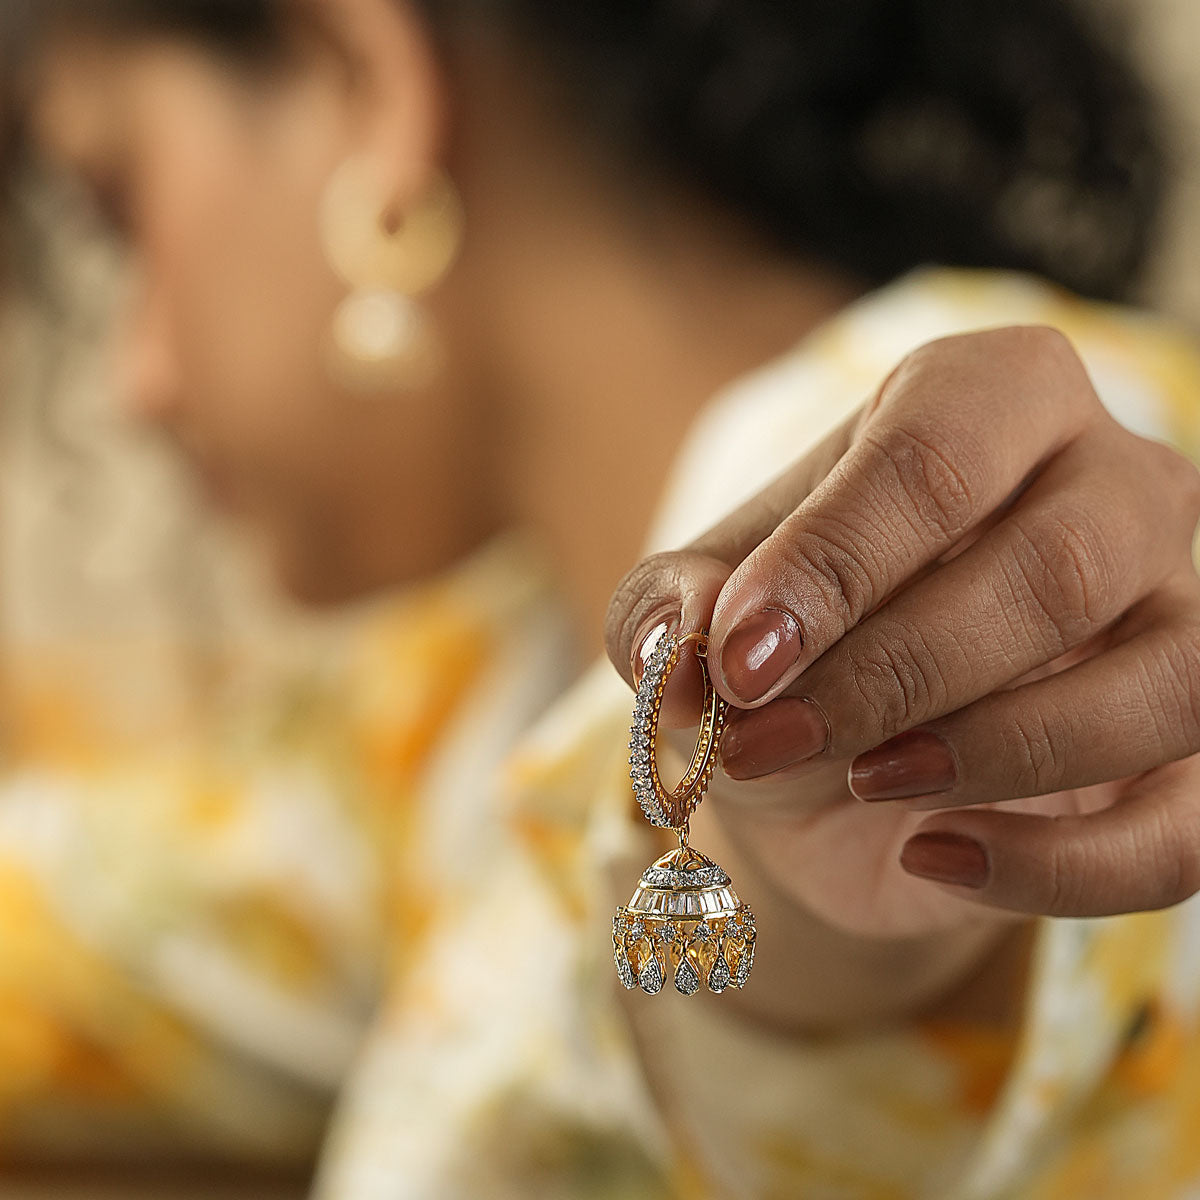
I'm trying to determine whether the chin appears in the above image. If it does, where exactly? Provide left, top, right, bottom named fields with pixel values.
left=273, top=553, right=383, bottom=609
left=269, top=536, right=428, bottom=610
left=256, top=500, right=478, bottom=610
left=277, top=566, right=368, bottom=609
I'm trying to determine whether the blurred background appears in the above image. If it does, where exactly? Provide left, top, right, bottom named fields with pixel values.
left=1124, top=0, right=1200, bottom=321
left=1, top=0, right=1200, bottom=1197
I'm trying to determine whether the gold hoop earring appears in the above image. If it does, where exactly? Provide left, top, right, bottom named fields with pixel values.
left=613, top=632, right=757, bottom=997
left=319, top=157, right=464, bottom=391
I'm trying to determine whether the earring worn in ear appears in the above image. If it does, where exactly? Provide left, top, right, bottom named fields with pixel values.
left=319, top=156, right=464, bottom=391
left=614, top=631, right=756, bottom=997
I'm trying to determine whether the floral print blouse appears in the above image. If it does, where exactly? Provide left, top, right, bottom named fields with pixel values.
left=3, top=268, right=1200, bottom=1199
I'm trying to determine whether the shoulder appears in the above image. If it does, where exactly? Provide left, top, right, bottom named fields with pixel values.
left=649, top=268, right=1200, bottom=552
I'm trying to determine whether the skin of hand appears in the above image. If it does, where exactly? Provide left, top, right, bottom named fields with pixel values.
left=607, top=325, right=1200, bottom=1032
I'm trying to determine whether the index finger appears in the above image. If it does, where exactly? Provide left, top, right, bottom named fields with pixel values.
left=706, top=325, right=1102, bottom=707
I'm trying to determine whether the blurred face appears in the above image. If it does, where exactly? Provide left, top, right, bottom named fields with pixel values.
left=34, top=31, right=493, bottom=604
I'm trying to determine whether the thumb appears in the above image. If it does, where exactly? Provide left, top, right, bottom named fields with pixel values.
left=605, top=551, right=732, bottom=729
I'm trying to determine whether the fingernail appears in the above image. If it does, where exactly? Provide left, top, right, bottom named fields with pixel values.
left=632, top=615, right=678, bottom=685
left=900, top=832, right=989, bottom=889
left=849, top=730, right=958, bottom=802
left=720, top=608, right=803, bottom=704
left=721, top=699, right=830, bottom=780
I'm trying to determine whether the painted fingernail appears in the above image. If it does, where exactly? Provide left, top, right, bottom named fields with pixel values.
left=849, top=730, right=958, bottom=802
left=721, top=699, right=830, bottom=780
left=632, top=615, right=677, bottom=685
left=720, top=608, right=803, bottom=704
left=900, top=832, right=989, bottom=889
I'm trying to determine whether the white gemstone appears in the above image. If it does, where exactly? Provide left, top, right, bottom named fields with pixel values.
left=639, top=953, right=664, bottom=995
left=661, top=923, right=677, bottom=943
left=627, top=919, right=645, bottom=940
left=674, top=956, right=701, bottom=997
left=694, top=922, right=712, bottom=941
left=708, top=954, right=732, bottom=994
left=735, top=943, right=755, bottom=988
left=615, top=949, right=636, bottom=990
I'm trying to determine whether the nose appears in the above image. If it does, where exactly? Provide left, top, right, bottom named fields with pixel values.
left=115, top=274, right=182, bottom=424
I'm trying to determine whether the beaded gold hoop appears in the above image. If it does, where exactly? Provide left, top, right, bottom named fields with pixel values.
left=613, top=632, right=756, bottom=997
left=629, top=633, right=727, bottom=830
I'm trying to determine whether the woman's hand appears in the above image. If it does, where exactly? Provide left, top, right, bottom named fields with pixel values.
left=606, top=326, right=1200, bottom=1026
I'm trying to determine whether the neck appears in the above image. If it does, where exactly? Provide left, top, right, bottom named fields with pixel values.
left=501, top=248, right=859, bottom=655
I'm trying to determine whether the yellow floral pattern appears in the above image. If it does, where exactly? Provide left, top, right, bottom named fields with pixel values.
left=3, top=269, right=1200, bottom=1198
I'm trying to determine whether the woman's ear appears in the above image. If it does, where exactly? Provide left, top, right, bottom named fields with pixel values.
left=319, top=0, right=447, bottom=209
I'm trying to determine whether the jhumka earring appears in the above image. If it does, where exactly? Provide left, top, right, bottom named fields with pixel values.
left=613, top=632, right=756, bottom=996
left=319, top=157, right=464, bottom=390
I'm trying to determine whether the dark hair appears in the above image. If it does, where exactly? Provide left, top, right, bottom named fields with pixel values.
left=36, top=0, right=1167, bottom=302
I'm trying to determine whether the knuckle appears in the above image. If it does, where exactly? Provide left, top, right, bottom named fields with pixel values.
left=1124, top=433, right=1200, bottom=530
left=889, top=326, right=1094, bottom=428
left=860, top=420, right=984, bottom=544
left=1012, top=324, right=1078, bottom=370
left=1005, top=706, right=1064, bottom=796
left=1008, top=506, right=1116, bottom=642
left=845, top=620, right=950, bottom=739
left=1147, top=800, right=1200, bottom=909
left=1151, top=623, right=1200, bottom=751
left=1008, top=326, right=1094, bottom=411
left=777, top=524, right=876, bottom=628
left=1042, top=833, right=1083, bottom=916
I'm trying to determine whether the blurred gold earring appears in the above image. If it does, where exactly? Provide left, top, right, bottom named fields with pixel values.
left=319, top=157, right=463, bottom=391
